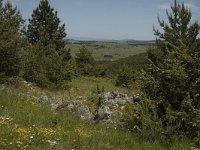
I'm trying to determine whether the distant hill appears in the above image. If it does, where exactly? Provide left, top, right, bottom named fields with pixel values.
left=65, top=37, right=155, bottom=45
left=122, top=40, right=155, bottom=45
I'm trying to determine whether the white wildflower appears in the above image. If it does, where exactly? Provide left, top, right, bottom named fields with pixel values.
left=47, top=140, right=58, bottom=146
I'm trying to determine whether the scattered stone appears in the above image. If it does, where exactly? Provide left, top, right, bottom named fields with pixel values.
left=104, top=91, right=130, bottom=106
left=67, top=101, right=94, bottom=120
left=132, top=93, right=140, bottom=103
left=37, top=94, right=50, bottom=104
left=51, top=101, right=67, bottom=110
left=191, top=147, right=200, bottom=150
left=55, top=100, right=94, bottom=120
left=97, top=105, right=111, bottom=120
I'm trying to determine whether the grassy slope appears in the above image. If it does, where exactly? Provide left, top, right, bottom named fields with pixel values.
left=101, top=52, right=148, bottom=73
left=0, top=80, right=191, bottom=150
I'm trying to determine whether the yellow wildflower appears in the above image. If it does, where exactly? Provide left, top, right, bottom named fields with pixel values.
left=37, top=127, right=56, bottom=138
left=0, top=116, right=13, bottom=126
left=0, top=138, right=6, bottom=145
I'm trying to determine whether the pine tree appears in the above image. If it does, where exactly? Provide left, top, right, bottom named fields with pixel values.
left=27, top=0, right=66, bottom=53
left=149, top=0, right=200, bottom=67
left=24, top=0, right=74, bottom=87
left=154, top=0, right=199, bottom=49
left=0, top=0, right=24, bottom=79
left=75, top=45, right=95, bottom=75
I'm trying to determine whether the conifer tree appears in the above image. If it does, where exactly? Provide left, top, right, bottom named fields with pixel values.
left=154, top=0, right=199, bottom=49
left=149, top=0, right=200, bottom=66
left=0, top=0, right=24, bottom=79
left=132, top=0, right=200, bottom=142
left=75, top=46, right=95, bottom=75
left=24, top=0, right=74, bottom=87
left=27, top=0, right=66, bottom=53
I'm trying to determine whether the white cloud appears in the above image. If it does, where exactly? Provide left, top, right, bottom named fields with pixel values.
left=159, top=2, right=200, bottom=11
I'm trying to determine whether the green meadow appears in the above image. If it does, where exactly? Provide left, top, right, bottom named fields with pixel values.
left=66, top=42, right=149, bottom=61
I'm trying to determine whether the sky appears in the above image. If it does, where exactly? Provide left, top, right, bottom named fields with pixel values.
left=11, top=0, right=200, bottom=40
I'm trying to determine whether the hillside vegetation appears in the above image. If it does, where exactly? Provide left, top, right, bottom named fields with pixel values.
left=0, top=0, right=200, bottom=149
left=0, top=82, right=192, bottom=150
left=66, top=42, right=149, bottom=61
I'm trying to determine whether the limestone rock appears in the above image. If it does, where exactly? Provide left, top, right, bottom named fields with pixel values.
left=97, top=105, right=111, bottom=120
left=104, top=91, right=129, bottom=106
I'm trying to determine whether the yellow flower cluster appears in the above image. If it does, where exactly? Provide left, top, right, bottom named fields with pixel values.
left=37, top=127, right=56, bottom=137
left=13, top=125, right=56, bottom=139
left=13, top=127, right=34, bottom=141
left=13, top=127, right=35, bottom=149
left=0, top=138, right=6, bottom=145
left=12, top=125, right=57, bottom=149
left=0, top=116, right=13, bottom=126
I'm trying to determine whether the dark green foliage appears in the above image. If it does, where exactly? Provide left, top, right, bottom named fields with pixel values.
left=75, top=45, right=95, bottom=76
left=75, top=45, right=106, bottom=77
left=26, top=0, right=66, bottom=53
left=23, top=44, right=75, bottom=88
left=62, top=48, right=72, bottom=62
left=122, top=99, right=164, bottom=141
left=137, top=41, right=200, bottom=144
left=0, top=0, right=24, bottom=81
left=123, top=0, right=200, bottom=145
left=115, top=65, right=135, bottom=88
left=24, top=0, right=74, bottom=88
left=101, top=52, right=148, bottom=75
left=92, top=64, right=107, bottom=77
left=122, top=41, right=200, bottom=146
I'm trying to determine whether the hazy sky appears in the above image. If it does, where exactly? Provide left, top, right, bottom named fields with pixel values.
left=12, top=0, right=200, bottom=40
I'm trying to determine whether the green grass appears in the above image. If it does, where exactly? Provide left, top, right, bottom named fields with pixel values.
left=24, top=76, right=131, bottom=104
left=0, top=84, right=192, bottom=150
left=66, top=42, right=149, bottom=61
left=68, top=76, right=128, bottom=97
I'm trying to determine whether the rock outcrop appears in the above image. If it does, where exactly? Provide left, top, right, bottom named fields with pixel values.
left=104, top=91, right=130, bottom=106
left=52, top=100, right=94, bottom=120
left=19, top=90, right=140, bottom=124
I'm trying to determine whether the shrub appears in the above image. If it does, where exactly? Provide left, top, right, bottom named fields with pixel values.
left=75, top=45, right=95, bottom=76
left=115, top=65, right=135, bottom=88
left=23, top=45, right=75, bottom=88
left=135, top=41, right=200, bottom=145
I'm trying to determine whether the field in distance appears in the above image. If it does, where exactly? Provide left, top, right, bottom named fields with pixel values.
left=65, top=41, right=152, bottom=61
